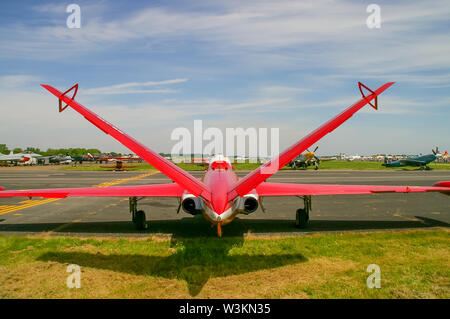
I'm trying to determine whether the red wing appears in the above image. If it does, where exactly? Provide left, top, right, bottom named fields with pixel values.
left=228, top=82, right=395, bottom=200
left=256, top=182, right=450, bottom=196
left=0, top=183, right=184, bottom=199
left=41, top=84, right=211, bottom=201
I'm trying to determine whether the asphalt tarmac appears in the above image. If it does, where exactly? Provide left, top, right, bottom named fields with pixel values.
left=0, top=169, right=448, bottom=237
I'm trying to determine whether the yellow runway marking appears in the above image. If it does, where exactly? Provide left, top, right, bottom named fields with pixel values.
left=0, top=198, right=59, bottom=216
left=0, top=171, right=159, bottom=216
left=0, top=205, right=16, bottom=210
left=93, top=171, right=159, bottom=188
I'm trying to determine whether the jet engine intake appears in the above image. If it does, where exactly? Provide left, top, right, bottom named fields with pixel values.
left=181, top=194, right=201, bottom=215
left=242, top=196, right=259, bottom=214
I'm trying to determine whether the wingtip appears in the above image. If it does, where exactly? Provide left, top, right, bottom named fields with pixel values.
left=433, top=181, right=450, bottom=196
left=433, top=181, right=450, bottom=188
left=384, top=81, right=395, bottom=89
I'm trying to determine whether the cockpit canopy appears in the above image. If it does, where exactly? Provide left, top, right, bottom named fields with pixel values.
left=208, top=154, right=232, bottom=170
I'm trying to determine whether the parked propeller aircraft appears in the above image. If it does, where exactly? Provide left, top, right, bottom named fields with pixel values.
left=288, top=146, right=320, bottom=170
left=88, top=153, right=140, bottom=163
left=442, top=151, right=449, bottom=162
left=50, top=154, right=73, bottom=165
left=0, top=82, right=449, bottom=237
left=383, top=147, right=442, bottom=170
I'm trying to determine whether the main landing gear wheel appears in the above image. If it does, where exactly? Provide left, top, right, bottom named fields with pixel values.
left=295, top=195, right=311, bottom=229
left=295, top=208, right=309, bottom=228
left=129, top=197, right=148, bottom=230
left=134, top=210, right=148, bottom=230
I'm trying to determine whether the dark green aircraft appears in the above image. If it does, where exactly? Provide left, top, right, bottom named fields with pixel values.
left=383, top=147, right=442, bottom=170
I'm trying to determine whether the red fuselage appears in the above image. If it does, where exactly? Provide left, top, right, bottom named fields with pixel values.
left=192, top=158, right=253, bottom=227
left=202, top=164, right=238, bottom=215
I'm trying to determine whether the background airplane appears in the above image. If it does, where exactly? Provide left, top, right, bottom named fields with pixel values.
left=0, top=151, right=45, bottom=165
left=0, top=81, right=449, bottom=237
left=49, top=154, right=73, bottom=165
left=442, top=151, right=449, bottom=162
left=345, top=154, right=362, bottom=161
left=88, top=153, right=140, bottom=163
left=0, top=151, right=31, bottom=164
left=9, top=151, right=50, bottom=165
left=287, top=146, right=320, bottom=170
left=383, top=147, right=442, bottom=170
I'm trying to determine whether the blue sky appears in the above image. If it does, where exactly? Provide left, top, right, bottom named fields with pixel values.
left=0, top=0, right=449, bottom=155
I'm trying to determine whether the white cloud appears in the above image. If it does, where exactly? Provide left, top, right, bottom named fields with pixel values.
left=225, top=98, right=291, bottom=110
left=259, top=86, right=311, bottom=96
left=0, top=75, right=41, bottom=88
left=83, top=78, right=188, bottom=95
left=2, top=0, right=449, bottom=67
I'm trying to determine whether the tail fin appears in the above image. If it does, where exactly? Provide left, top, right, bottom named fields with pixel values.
left=42, top=83, right=211, bottom=201
left=228, top=81, right=395, bottom=199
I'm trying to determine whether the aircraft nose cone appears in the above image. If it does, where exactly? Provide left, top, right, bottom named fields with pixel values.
left=212, top=199, right=226, bottom=215
left=211, top=193, right=228, bottom=215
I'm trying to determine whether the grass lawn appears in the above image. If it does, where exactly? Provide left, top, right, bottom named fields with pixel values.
left=60, top=160, right=450, bottom=171
left=1, top=229, right=448, bottom=298
left=317, top=161, right=450, bottom=170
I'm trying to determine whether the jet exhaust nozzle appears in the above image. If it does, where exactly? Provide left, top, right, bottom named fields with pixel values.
left=181, top=197, right=200, bottom=215
left=243, top=197, right=259, bottom=214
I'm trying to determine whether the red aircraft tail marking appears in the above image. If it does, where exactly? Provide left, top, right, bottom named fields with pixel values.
left=58, top=84, right=78, bottom=113
left=358, top=82, right=378, bottom=110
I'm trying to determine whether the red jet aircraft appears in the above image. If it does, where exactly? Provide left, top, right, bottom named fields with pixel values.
left=0, top=82, right=449, bottom=236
